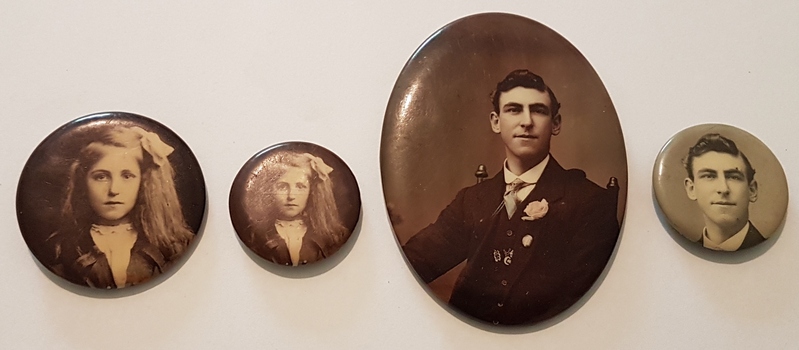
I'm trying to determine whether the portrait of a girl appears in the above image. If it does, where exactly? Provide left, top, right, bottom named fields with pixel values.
left=18, top=114, right=205, bottom=289
left=231, top=144, right=361, bottom=267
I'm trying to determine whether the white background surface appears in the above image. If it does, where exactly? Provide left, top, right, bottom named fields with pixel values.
left=1, top=1, right=797, bottom=349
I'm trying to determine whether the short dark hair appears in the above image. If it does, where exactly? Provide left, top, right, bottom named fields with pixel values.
left=684, top=133, right=755, bottom=182
left=491, top=69, right=561, bottom=116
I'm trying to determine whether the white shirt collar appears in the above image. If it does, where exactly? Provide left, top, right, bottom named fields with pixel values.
left=502, top=155, right=549, bottom=203
left=703, top=222, right=750, bottom=251
left=503, top=155, right=550, bottom=185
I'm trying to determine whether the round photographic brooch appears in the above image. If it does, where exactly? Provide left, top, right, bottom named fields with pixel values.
left=653, top=124, right=788, bottom=252
left=17, top=112, right=206, bottom=289
left=230, top=142, right=361, bottom=267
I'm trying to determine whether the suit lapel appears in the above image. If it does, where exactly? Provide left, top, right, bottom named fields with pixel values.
left=473, top=173, right=507, bottom=237
left=503, top=158, right=569, bottom=275
left=472, top=159, right=569, bottom=238
left=740, top=221, right=765, bottom=250
left=516, top=165, right=567, bottom=218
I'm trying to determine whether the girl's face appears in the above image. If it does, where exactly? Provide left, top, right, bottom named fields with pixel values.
left=273, top=166, right=310, bottom=220
left=86, top=146, right=142, bottom=225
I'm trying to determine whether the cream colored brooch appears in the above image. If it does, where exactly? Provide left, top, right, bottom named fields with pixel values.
left=521, top=235, right=534, bottom=247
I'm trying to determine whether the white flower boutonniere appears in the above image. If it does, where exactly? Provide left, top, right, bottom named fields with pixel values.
left=521, top=199, right=548, bottom=221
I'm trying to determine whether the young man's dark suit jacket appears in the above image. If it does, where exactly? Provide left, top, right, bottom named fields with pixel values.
left=700, top=221, right=765, bottom=251
left=403, top=156, right=620, bottom=325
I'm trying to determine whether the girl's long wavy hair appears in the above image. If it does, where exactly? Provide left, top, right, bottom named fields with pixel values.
left=255, top=151, right=348, bottom=247
left=59, top=126, right=193, bottom=260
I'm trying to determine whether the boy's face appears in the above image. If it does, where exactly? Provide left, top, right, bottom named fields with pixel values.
left=684, top=151, right=758, bottom=231
left=490, top=87, right=561, bottom=167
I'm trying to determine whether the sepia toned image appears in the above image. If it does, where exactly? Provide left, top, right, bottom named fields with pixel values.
left=230, top=142, right=361, bottom=267
left=16, top=112, right=206, bottom=289
left=653, top=124, right=789, bottom=252
left=381, top=13, right=627, bottom=326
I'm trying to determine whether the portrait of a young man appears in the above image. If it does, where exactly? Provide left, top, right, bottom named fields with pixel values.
left=381, top=14, right=627, bottom=326
left=683, top=134, right=764, bottom=251
left=397, top=70, right=621, bottom=325
left=653, top=123, right=787, bottom=253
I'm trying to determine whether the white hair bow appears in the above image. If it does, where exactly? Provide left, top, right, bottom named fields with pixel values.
left=131, top=126, right=174, bottom=166
left=303, top=153, right=333, bottom=180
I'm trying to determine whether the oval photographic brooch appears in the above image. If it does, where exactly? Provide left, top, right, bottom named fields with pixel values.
left=381, top=13, right=627, bottom=326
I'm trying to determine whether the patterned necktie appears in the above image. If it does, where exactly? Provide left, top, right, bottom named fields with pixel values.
left=503, top=178, right=532, bottom=219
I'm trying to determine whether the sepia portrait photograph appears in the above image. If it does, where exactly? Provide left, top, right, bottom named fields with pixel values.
left=653, top=124, right=789, bottom=252
left=381, top=13, right=627, bottom=326
left=230, top=142, right=361, bottom=267
left=16, top=112, right=206, bottom=289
